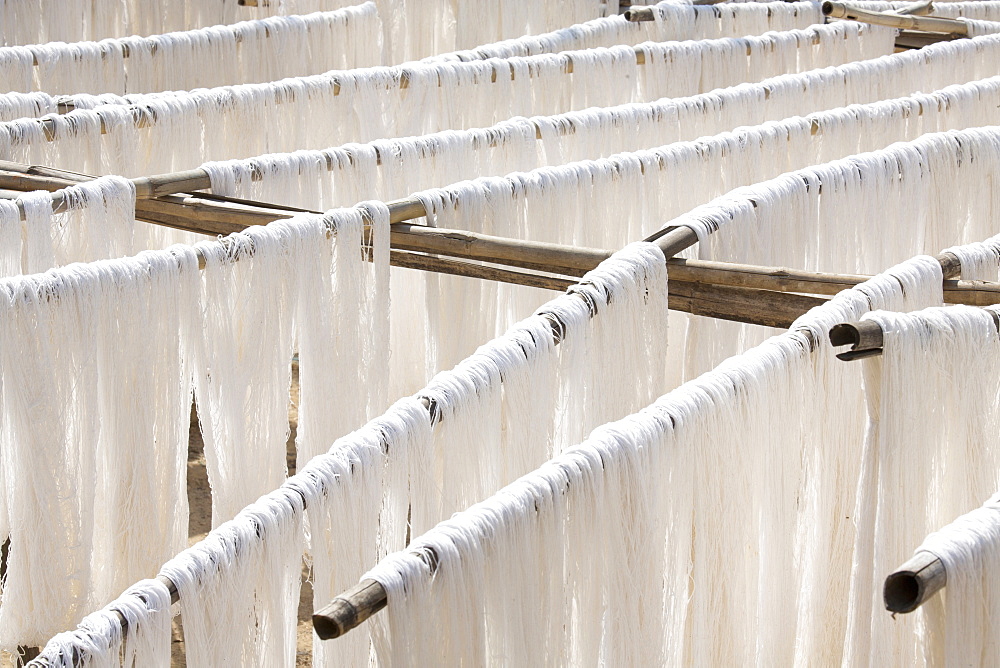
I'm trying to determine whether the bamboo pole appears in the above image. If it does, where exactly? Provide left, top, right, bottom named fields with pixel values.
left=623, top=6, right=656, bottom=21
left=822, top=0, right=969, bottom=34
left=884, top=551, right=947, bottom=613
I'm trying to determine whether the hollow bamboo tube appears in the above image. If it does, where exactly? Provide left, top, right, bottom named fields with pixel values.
left=624, top=7, right=656, bottom=21
left=884, top=551, right=947, bottom=613
left=828, top=320, right=884, bottom=360
left=822, top=0, right=969, bottom=34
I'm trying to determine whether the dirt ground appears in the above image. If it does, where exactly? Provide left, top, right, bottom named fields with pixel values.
left=2, top=365, right=315, bottom=667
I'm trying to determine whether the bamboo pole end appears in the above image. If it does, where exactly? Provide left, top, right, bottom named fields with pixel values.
left=623, top=7, right=656, bottom=22
left=829, top=321, right=884, bottom=360
left=313, top=580, right=388, bottom=640
left=884, top=551, right=947, bottom=613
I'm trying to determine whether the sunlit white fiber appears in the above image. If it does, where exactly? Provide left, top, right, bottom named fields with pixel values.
left=201, top=96, right=1000, bottom=401
left=944, top=233, right=1000, bottom=281
left=16, top=176, right=138, bottom=273
left=667, top=126, right=1000, bottom=379
left=533, top=33, right=1000, bottom=159
left=636, top=22, right=893, bottom=101
left=363, top=251, right=947, bottom=667
left=29, top=579, right=172, bottom=668
left=856, top=1, right=1000, bottom=20
left=844, top=305, right=1000, bottom=666
left=293, top=202, right=390, bottom=469
left=958, top=18, right=1000, bottom=36
left=0, top=6, right=383, bottom=96
left=306, top=243, right=667, bottom=665
left=0, top=0, right=603, bottom=57
left=0, top=91, right=58, bottom=121
left=0, top=0, right=364, bottom=45
left=675, top=128, right=1000, bottom=270
left=160, top=486, right=306, bottom=667
left=376, top=0, right=605, bottom=62
left=201, top=119, right=540, bottom=210
left=20, top=22, right=895, bottom=180
left=0, top=199, right=21, bottom=277
left=425, top=1, right=822, bottom=62
left=17, top=28, right=988, bottom=183
left=303, top=398, right=433, bottom=667
left=191, top=222, right=302, bottom=528
left=0, top=246, right=199, bottom=650
left=407, top=241, right=666, bottom=489
left=785, top=255, right=945, bottom=665
left=911, top=492, right=1000, bottom=666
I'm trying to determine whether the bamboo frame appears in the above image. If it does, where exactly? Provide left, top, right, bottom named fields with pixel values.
left=4, top=166, right=1000, bottom=309
left=822, top=0, right=970, bottom=34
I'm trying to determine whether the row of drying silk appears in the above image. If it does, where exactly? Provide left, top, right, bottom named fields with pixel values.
left=0, top=20, right=896, bottom=175
left=0, top=0, right=829, bottom=100
left=0, top=0, right=827, bottom=121
left=0, top=4, right=386, bottom=96
left=22, top=124, right=1000, bottom=666
left=0, top=0, right=609, bottom=61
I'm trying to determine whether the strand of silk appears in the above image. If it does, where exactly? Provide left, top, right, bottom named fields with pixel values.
left=845, top=305, right=1000, bottom=667
left=374, top=0, right=606, bottom=63
left=911, top=490, right=1000, bottom=666
left=206, top=118, right=1000, bottom=396
left=22, top=239, right=1000, bottom=665
left=1, top=5, right=383, bottom=96
left=0, top=21, right=897, bottom=178
left=0, top=18, right=970, bottom=181
left=293, top=202, right=390, bottom=469
left=27, top=579, right=172, bottom=668
left=424, top=1, right=823, bottom=62
left=15, top=203, right=391, bottom=662
left=361, top=253, right=949, bottom=667
left=0, top=245, right=199, bottom=650
left=188, top=202, right=391, bottom=529
left=190, top=214, right=314, bottom=528
left=14, top=175, right=140, bottom=274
